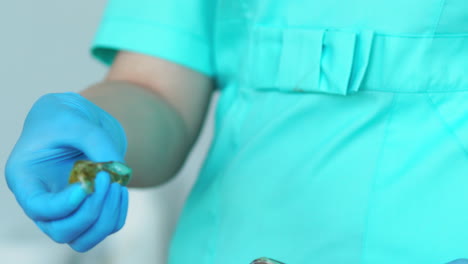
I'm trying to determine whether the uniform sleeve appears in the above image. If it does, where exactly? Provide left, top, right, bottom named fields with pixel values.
left=91, top=0, right=215, bottom=76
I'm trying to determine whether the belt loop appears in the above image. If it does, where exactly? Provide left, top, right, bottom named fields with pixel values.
left=318, top=29, right=375, bottom=95
left=244, top=25, right=376, bottom=95
left=347, top=30, right=375, bottom=93
left=319, top=30, right=357, bottom=95
left=277, top=28, right=324, bottom=92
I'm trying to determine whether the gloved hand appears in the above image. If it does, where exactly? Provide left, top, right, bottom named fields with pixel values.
left=5, top=92, right=129, bottom=252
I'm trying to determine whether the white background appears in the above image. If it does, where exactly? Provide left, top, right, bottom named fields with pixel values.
left=0, top=0, right=215, bottom=263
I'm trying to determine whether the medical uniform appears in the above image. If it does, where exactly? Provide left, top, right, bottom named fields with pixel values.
left=92, top=0, right=468, bottom=263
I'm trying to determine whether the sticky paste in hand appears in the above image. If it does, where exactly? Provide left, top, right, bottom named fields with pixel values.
left=69, top=160, right=132, bottom=193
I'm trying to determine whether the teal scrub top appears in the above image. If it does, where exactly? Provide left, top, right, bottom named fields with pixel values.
left=92, top=0, right=468, bottom=263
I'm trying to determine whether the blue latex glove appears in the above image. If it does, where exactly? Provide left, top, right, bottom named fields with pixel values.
left=448, top=260, right=468, bottom=264
left=5, top=92, right=129, bottom=252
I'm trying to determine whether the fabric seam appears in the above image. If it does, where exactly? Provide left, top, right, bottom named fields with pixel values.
left=361, top=89, right=468, bottom=94
left=208, top=92, right=308, bottom=263
left=425, top=93, right=468, bottom=156
left=431, top=0, right=447, bottom=35
left=94, top=17, right=214, bottom=76
left=246, top=88, right=468, bottom=95
left=253, top=23, right=468, bottom=38
left=359, top=93, right=398, bottom=264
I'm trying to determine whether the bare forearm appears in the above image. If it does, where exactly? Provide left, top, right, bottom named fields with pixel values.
left=81, top=81, right=196, bottom=187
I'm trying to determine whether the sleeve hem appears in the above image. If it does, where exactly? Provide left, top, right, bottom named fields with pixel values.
left=91, top=17, right=214, bottom=77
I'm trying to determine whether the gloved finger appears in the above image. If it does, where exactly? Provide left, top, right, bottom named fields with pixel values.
left=6, top=165, right=88, bottom=222
left=17, top=115, right=123, bottom=165
left=14, top=93, right=125, bottom=163
left=113, top=186, right=129, bottom=234
left=26, top=104, right=125, bottom=164
left=20, top=182, right=89, bottom=221
left=35, top=172, right=111, bottom=244
left=68, top=182, right=121, bottom=252
left=58, top=94, right=126, bottom=163
left=59, top=92, right=127, bottom=157
left=69, top=125, right=125, bottom=163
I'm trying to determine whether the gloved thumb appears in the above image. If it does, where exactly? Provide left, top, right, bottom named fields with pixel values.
left=13, top=181, right=88, bottom=221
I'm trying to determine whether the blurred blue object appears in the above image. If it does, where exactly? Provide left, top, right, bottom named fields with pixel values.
left=5, top=92, right=129, bottom=252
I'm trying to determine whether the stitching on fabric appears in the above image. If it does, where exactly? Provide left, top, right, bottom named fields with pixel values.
left=375, top=32, right=468, bottom=38
left=361, top=88, right=468, bottom=94
left=359, top=93, right=398, bottom=264
left=253, top=23, right=468, bottom=38
left=244, top=87, right=468, bottom=95
left=235, top=88, right=308, bottom=147
left=425, top=93, right=468, bottom=157
left=432, top=0, right=447, bottom=35
left=294, top=31, right=323, bottom=91
left=215, top=90, right=308, bottom=170
left=209, top=90, right=308, bottom=263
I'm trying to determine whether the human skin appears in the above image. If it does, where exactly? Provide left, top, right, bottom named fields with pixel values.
left=81, top=51, right=214, bottom=187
